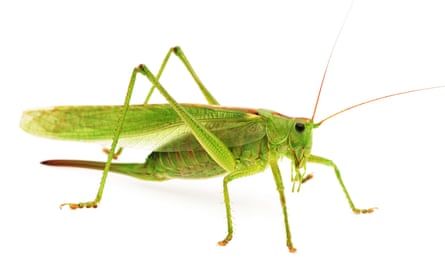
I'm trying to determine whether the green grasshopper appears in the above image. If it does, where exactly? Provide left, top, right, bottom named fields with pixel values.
left=20, top=45, right=443, bottom=253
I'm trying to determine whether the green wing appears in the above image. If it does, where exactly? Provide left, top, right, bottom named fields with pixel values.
left=20, top=104, right=266, bottom=152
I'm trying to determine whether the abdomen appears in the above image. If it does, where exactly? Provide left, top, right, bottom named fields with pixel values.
left=145, top=137, right=269, bottom=179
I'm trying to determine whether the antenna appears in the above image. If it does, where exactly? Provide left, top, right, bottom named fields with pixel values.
left=311, top=3, right=354, bottom=121
left=316, top=86, right=445, bottom=125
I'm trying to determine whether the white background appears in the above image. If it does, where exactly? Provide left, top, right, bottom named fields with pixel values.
left=2, top=0, right=445, bottom=266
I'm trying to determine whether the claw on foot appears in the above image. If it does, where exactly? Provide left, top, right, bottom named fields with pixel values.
left=60, top=201, right=99, bottom=210
left=302, top=173, right=314, bottom=184
left=217, top=234, right=232, bottom=247
left=287, top=240, right=297, bottom=253
left=353, top=207, right=378, bottom=214
left=102, top=147, right=123, bottom=160
left=217, top=240, right=229, bottom=246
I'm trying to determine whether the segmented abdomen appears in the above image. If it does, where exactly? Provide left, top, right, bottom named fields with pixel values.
left=145, top=137, right=269, bottom=179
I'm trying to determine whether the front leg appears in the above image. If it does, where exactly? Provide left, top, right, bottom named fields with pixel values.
left=308, top=155, right=376, bottom=214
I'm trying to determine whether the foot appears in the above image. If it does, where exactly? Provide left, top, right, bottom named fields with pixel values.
left=60, top=201, right=99, bottom=210
left=217, top=234, right=232, bottom=247
left=352, top=207, right=378, bottom=214
left=302, top=173, right=314, bottom=184
left=287, top=240, right=297, bottom=253
left=102, top=147, right=123, bottom=160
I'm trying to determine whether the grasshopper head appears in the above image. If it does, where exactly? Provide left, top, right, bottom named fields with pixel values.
left=288, top=118, right=316, bottom=167
left=257, top=110, right=316, bottom=181
left=288, top=118, right=318, bottom=192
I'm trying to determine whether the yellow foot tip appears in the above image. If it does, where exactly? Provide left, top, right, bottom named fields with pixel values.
left=217, top=240, right=228, bottom=247
left=59, top=203, right=80, bottom=210
left=353, top=207, right=378, bottom=214
left=59, top=202, right=98, bottom=210
left=289, top=247, right=297, bottom=253
left=102, top=148, right=120, bottom=160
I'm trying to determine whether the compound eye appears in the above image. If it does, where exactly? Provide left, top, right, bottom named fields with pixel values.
left=295, top=123, right=305, bottom=133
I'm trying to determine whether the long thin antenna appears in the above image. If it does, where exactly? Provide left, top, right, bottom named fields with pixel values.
left=316, top=86, right=445, bottom=125
left=311, top=2, right=354, bottom=121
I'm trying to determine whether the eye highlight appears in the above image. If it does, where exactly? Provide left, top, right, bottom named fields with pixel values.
left=295, top=123, right=305, bottom=133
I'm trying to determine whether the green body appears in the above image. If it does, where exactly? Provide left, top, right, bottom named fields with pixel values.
left=21, top=104, right=312, bottom=180
left=20, top=46, right=375, bottom=253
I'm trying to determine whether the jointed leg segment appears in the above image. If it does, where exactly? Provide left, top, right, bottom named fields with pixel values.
left=60, top=47, right=234, bottom=210
left=270, top=156, right=297, bottom=253
left=144, top=46, right=219, bottom=105
left=308, top=155, right=376, bottom=214
left=217, top=164, right=267, bottom=247
left=105, top=46, right=220, bottom=159
left=60, top=64, right=140, bottom=209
